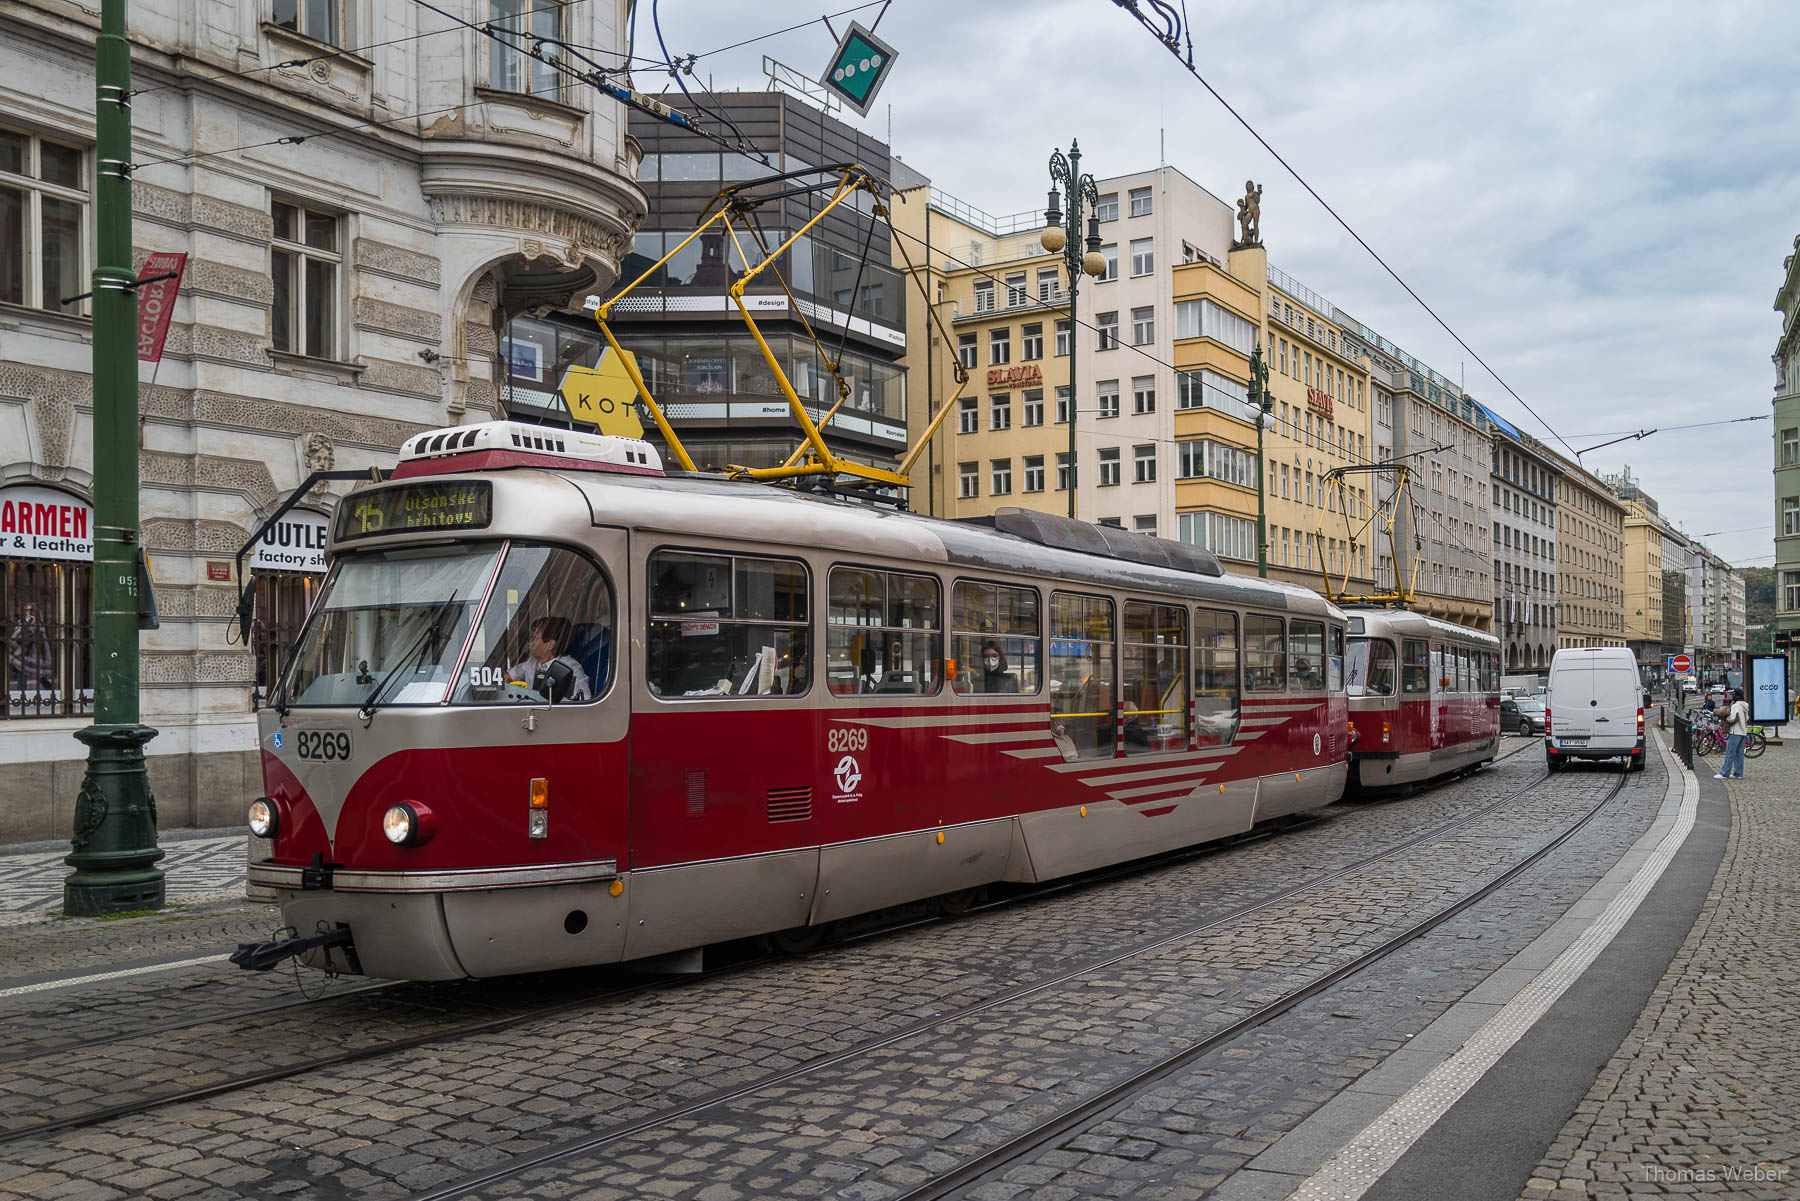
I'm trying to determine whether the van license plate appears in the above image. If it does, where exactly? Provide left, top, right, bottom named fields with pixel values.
left=1560, top=737, right=1589, bottom=747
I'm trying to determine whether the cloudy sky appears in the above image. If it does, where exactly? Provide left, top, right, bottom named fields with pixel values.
left=645, top=0, right=1797, bottom=566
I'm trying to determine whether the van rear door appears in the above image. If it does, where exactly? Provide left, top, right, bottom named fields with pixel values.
left=1589, top=665, right=1639, bottom=750
left=1550, top=658, right=1595, bottom=740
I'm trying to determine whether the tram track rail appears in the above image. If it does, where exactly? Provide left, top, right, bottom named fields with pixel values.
left=894, top=762, right=1634, bottom=1201
left=402, top=755, right=1590, bottom=1201
left=0, top=746, right=1548, bottom=1153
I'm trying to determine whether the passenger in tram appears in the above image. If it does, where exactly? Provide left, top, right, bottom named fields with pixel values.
left=508, top=617, right=592, bottom=703
left=979, top=641, right=1020, bottom=694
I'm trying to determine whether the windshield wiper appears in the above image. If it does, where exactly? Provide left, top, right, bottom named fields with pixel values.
left=357, top=592, right=460, bottom=723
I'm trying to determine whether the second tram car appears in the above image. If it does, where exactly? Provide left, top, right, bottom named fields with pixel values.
left=1342, top=607, right=1501, bottom=792
left=241, top=422, right=1352, bottom=980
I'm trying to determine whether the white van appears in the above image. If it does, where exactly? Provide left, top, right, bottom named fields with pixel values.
left=1546, top=647, right=1644, bottom=772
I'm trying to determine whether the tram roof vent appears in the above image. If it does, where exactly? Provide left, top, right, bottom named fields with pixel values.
left=985, top=508, right=1223, bottom=577
left=394, top=421, right=663, bottom=479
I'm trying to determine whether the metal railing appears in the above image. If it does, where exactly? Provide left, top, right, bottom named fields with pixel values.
left=1671, top=709, right=1693, bottom=770
left=928, top=188, right=1043, bottom=237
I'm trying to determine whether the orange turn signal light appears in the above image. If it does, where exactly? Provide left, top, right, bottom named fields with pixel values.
left=530, top=778, right=549, bottom=809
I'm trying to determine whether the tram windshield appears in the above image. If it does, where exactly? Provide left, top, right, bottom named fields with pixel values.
left=1345, top=637, right=1397, bottom=698
left=279, top=545, right=496, bottom=708
left=279, top=541, right=614, bottom=709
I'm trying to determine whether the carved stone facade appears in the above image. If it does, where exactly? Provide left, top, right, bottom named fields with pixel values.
left=0, top=0, right=645, bottom=840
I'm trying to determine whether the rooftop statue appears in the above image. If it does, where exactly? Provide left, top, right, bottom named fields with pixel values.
left=1236, top=181, right=1263, bottom=247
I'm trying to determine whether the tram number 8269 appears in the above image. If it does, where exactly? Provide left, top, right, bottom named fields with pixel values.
left=296, top=730, right=353, bottom=761
left=826, top=727, right=868, bottom=753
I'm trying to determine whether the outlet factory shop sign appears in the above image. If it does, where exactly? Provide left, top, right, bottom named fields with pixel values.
left=249, top=510, right=330, bottom=573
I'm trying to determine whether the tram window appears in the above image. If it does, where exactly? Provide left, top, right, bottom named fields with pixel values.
left=1288, top=620, right=1325, bottom=691
left=452, top=544, right=613, bottom=705
left=1431, top=646, right=1446, bottom=693
left=1328, top=626, right=1345, bottom=692
left=827, top=567, right=941, bottom=696
left=284, top=544, right=498, bottom=708
left=1122, top=602, right=1187, bottom=754
left=1048, top=592, right=1115, bottom=760
left=1244, top=615, right=1285, bottom=692
left=1194, top=608, right=1240, bottom=746
left=1457, top=647, right=1470, bottom=693
left=1401, top=638, right=1429, bottom=695
left=1346, top=638, right=1396, bottom=697
left=252, top=571, right=321, bottom=709
left=950, top=580, right=1039, bottom=696
left=645, top=551, right=809, bottom=698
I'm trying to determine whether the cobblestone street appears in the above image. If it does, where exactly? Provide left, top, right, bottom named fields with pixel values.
left=0, top=742, right=1697, bottom=1201
left=1517, top=740, right=1799, bottom=1199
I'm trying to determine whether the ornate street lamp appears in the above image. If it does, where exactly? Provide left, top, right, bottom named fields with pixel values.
left=1042, top=141, right=1107, bottom=520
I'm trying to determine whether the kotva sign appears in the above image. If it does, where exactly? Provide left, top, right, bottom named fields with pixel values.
left=0, top=486, right=94, bottom=562
left=250, top=510, right=329, bottom=573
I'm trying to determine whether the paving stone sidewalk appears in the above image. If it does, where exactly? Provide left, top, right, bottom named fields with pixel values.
left=0, top=830, right=248, bottom=927
left=1518, top=741, right=1799, bottom=1198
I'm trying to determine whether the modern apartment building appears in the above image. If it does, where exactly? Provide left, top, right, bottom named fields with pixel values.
left=895, top=166, right=1239, bottom=540
left=1774, top=234, right=1800, bottom=679
left=1491, top=434, right=1562, bottom=671
left=1542, top=450, right=1627, bottom=648
left=1347, top=322, right=1494, bottom=630
left=0, top=0, right=644, bottom=839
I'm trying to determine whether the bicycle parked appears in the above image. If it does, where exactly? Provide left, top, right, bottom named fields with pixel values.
left=1691, top=710, right=1767, bottom=760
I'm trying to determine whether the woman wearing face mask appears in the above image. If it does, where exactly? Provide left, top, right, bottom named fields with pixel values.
left=980, top=640, right=1018, bottom=693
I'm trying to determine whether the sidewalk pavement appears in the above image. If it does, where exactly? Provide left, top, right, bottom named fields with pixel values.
left=1517, top=738, right=1798, bottom=1197
left=0, top=828, right=249, bottom=926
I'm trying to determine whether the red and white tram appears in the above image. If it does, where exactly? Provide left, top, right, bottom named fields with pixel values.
left=1342, top=607, right=1500, bottom=792
left=241, top=422, right=1351, bottom=980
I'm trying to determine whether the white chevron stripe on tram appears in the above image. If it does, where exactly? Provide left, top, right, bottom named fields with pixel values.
left=944, top=730, right=1058, bottom=745
left=1103, top=771, right=1218, bottom=800
left=855, top=710, right=1048, bottom=730
left=1067, top=759, right=1228, bottom=786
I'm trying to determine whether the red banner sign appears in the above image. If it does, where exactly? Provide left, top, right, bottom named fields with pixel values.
left=987, top=364, right=1043, bottom=389
left=136, top=252, right=187, bottom=363
left=1305, top=386, right=1334, bottom=420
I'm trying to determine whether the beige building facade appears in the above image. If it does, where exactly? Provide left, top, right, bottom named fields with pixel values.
left=0, top=1, right=643, bottom=840
left=1547, top=453, right=1627, bottom=648
left=1620, top=500, right=1666, bottom=660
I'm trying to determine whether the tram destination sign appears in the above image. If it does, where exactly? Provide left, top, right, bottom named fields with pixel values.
left=336, top=482, right=492, bottom=544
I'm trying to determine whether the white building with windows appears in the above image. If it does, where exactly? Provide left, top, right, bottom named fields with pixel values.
left=1077, top=168, right=1235, bottom=537
left=0, top=0, right=644, bottom=839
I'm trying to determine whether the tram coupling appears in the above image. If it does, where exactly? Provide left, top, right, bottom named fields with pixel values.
left=229, top=922, right=359, bottom=973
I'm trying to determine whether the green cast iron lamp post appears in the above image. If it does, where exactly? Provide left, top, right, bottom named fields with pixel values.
left=1041, top=141, right=1107, bottom=520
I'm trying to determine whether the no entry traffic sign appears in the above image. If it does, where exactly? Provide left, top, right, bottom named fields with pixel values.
left=1670, top=653, right=1692, bottom=674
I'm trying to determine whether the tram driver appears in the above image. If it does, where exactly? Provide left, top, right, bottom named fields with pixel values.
left=509, top=617, right=593, bottom=703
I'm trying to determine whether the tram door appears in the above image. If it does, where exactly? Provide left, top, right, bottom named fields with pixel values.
left=452, top=528, right=632, bottom=865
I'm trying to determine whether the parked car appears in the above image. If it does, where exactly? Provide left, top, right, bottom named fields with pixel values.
left=1501, top=695, right=1546, bottom=736
left=1709, top=683, right=1727, bottom=696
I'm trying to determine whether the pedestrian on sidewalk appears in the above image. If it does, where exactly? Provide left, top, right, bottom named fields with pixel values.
left=1715, top=688, right=1750, bottom=780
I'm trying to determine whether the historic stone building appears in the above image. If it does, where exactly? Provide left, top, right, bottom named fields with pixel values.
left=0, top=1, right=643, bottom=839
left=1542, top=449, right=1627, bottom=649
left=1490, top=432, right=1562, bottom=673
left=1346, top=322, right=1494, bottom=631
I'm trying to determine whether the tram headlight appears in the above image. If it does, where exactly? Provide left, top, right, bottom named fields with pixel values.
left=381, top=801, right=437, bottom=847
left=247, top=797, right=280, bottom=839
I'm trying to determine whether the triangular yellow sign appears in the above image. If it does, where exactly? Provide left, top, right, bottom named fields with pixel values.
left=558, top=349, right=646, bottom=439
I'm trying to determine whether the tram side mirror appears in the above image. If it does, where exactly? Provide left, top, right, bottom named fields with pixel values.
left=535, top=659, right=575, bottom=705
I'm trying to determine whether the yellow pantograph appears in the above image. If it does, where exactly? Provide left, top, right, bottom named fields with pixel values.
left=593, top=166, right=967, bottom=489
